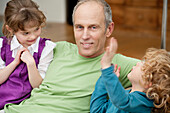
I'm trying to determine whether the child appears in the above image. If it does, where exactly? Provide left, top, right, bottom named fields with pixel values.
left=90, top=38, right=170, bottom=113
left=0, top=0, right=56, bottom=109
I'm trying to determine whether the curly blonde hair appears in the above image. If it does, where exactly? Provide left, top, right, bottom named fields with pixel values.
left=141, top=48, right=170, bottom=113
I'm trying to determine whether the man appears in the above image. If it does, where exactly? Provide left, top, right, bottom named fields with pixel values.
left=4, top=0, right=139, bottom=113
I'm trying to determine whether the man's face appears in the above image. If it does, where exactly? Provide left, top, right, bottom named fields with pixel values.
left=73, top=1, right=109, bottom=58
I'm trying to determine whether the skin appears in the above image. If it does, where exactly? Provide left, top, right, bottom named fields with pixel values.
left=0, top=25, right=43, bottom=88
left=128, top=62, right=146, bottom=92
left=15, top=26, right=41, bottom=48
left=101, top=37, right=120, bottom=77
left=101, top=38, right=146, bottom=93
left=73, top=1, right=114, bottom=58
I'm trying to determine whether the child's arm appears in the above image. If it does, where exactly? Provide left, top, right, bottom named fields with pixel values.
left=90, top=75, right=110, bottom=113
left=91, top=38, right=153, bottom=112
left=90, top=38, right=118, bottom=112
left=0, top=48, right=26, bottom=84
left=100, top=37, right=152, bottom=112
left=101, top=66, right=153, bottom=113
left=20, top=49, right=42, bottom=88
left=21, top=41, right=56, bottom=88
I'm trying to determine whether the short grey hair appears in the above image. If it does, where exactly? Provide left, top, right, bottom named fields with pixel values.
left=72, top=0, right=112, bottom=30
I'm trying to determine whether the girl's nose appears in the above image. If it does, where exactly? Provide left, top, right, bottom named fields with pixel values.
left=30, top=33, right=36, bottom=39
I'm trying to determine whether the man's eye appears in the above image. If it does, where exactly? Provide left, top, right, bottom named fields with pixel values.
left=77, top=26, right=83, bottom=29
left=92, top=26, right=96, bottom=29
left=90, top=26, right=98, bottom=30
left=75, top=25, right=83, bottom=30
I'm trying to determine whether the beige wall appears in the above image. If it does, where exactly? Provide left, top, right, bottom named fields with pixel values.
left=0, top=0, right=66, bottom=23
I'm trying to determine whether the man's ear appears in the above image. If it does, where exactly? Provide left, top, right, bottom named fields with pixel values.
left=5, top=25, right=13, bottom=34
left=106, top=22, right=114, bottom=37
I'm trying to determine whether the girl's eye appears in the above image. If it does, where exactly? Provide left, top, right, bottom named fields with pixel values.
left=35, top=27, right=39, bottom=31
left=23, top=32, right=29, bottom=35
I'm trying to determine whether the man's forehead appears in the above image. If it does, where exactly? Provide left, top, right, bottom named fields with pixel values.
left=74, top=1, right=105, bottom=25
left=75, top=1, right=104, bottom=16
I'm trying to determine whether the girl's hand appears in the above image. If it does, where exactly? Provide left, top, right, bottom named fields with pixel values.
left=13, top=47, right=27, bottom=65
left=101, top=37, right=118, bottom=69
left=20, top=49, right=35, bottom=65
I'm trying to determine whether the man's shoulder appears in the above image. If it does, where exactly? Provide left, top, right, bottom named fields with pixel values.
left=55, top=41, right=76, bottom=48
left=53, top=41, right=77, bottom=56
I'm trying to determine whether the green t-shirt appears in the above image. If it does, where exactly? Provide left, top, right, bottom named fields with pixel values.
left=5, top=41, right=139, bottom=113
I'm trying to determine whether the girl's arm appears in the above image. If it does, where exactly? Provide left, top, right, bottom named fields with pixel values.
left=20, top=50, right=42, bottom=88
left=21, top=41, right=56, bottom=88
left=36, top=40, right=56, bottom=79
left=0, top=60, right=18, bottom=84
left=0, top=48, right=26, bottom=84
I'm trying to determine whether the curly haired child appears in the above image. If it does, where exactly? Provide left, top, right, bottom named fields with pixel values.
left=90, top=38, right=170, bottom=113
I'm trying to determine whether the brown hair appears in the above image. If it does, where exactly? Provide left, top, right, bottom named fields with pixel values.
left=2, top=0, right=46, bottom=38
left=142, top=48, right=170, bottom=113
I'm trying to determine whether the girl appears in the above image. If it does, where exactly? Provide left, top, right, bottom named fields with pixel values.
left=0, top=0, right=56, bottom=109
left=90, top=38, right=170, bottom=113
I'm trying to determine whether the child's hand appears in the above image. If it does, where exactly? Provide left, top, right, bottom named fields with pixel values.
left=101, top=37, right=118, bottom=69
left=20, top=49, right=35, bottom=65
left=13, top=47, right=27, bottom=65
left=114, top=64, right=121, bottom=78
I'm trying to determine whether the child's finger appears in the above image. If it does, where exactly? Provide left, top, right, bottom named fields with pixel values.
left=116, top=66, right=121, bottom=77
left=114, top=64, right=118, bottom=72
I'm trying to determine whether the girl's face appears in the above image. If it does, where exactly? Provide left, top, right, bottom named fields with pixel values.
left=14, top=26, right=41, bottom=48
left=128, top=62, right=145, bottom=86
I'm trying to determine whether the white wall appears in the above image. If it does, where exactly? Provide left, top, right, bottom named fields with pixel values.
left=0, top=0, right=66, bottom=23
left=0, top=0, right=10, bottom=15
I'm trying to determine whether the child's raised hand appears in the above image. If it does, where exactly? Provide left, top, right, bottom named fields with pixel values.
left=101, top=37, right=118, bottom=69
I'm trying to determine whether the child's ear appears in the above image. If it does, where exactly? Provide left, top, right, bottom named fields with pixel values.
left=144, top=82, right=152, bottom=89
left=5, top=25, right=13, bottom=34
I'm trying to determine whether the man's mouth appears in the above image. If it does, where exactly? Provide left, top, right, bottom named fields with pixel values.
left=81, top=42, right=93, bottom=49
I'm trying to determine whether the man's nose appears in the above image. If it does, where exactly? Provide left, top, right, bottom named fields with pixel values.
left=82, top=28, right=90, bottom=40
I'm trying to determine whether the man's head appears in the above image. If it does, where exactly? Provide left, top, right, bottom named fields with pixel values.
left=72, top=0, right=114, bottom=58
